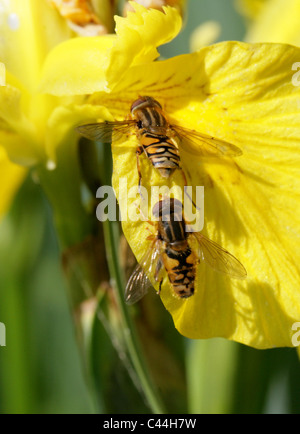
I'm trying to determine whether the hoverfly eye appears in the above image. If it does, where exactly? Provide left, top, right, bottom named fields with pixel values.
left=171, top=198, right=184, bottom=213
left=131, top=96, right=162, bottom=113
left=131, top=97, right=148, bottom=112
left=152, top=199, right=180, bottom=218
left=152, top=200, right=163, bottom=218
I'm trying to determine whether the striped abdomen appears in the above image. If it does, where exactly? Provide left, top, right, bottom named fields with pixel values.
left=131, top=96, right=181, bottom=178
left=140, top=132, right=181, bottom=178
left=162, top=246, right=196, bottom=298
left=157, top=211, right=196, bottom=299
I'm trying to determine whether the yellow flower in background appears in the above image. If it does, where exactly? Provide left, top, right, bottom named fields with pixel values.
left=0, top=62, right=26, bottom=218
left=42, top=3, right=300, bottom=349
left=0, top=0, right=112, bottom=204
left=190, top=20, right=221, bottom=51
left=0, top=0, right=122, bottom=227
left=0, top=63, right=25, bottom=217
left=238, top=0, right=300, bottom=45
left=0, top=139, right=26, bottom=218
left=235, top=0, right=267, bottom=20
left=0, top=0, right=70, bottom=216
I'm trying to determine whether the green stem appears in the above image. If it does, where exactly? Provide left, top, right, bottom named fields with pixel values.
left=186, top=338, right=238, bottom=414
left=103, top=218, right=166, bottom=414
left=0, top=279, right=34, bottom=414
left=37, top=137, right=94, bottom=250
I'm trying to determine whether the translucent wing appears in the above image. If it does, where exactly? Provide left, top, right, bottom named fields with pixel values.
left=76, top=120, right=136, bottom=143
left=190, top=232, right=247, bottom=279
left=170, top=124, right=243, bottom=157
left=125, top=239, right=163, bottom=305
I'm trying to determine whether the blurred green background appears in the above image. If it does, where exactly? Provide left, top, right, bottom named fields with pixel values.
left=0, top=0, right=299, bottom=414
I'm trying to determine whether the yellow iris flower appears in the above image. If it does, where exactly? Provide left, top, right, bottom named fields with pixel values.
left=2, top=2, right=300, bottom=349
left=0, top=0, right=72, bottom=217
left=0, top=61, right=25, bottom=216
left=235, top=0, right=267, bottom=20
left=42, top=3, right=300, bottom=349
left=1, top=58, right=23, bottom=215
left=0, top=0, right=113, bottom=218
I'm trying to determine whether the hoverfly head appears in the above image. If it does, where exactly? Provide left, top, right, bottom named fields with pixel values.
left=152, top=198, right=183, bottom=220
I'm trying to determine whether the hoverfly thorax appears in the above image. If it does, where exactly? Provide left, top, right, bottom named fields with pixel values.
left=131, top=98, right=181, bottom=179
left=153, top=199, right=187, bottom=246
left=130, top=96, right=169, bottom=133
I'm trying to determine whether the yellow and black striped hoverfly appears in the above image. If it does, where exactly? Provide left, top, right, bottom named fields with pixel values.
left=125, top=198, right=247, bottom=304
left=76, top=96, right=242, bottom=190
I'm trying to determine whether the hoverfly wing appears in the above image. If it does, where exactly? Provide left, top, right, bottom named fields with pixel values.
left=190, top=232, right=247, bottom=279
left=125, top=263, right=153, bottom=305
left=125, top=240, right=162, bottom=305
left=76, top=120, right=136, bottom=143
left=170, top=124, right=243, bottom=157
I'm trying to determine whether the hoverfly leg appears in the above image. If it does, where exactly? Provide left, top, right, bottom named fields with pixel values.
left=134, top=202, right=154, bottom=226
left=155, top=257, right=163, bottom=295
left=158, top=279, right=163, bottom=295
left=136, top=146, right=144, bottom=200
left=181, top=169, right=201, bottom=212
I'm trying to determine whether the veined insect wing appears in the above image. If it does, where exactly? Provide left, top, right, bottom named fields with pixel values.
left=125, top=263, right=152, bottom=305
left=76, top=120, right=136, bottom=142
left=170, top=124, right=243, bottom=157
left=190, top=232, right=247, bottom=279
left=125, top=239, right=163, bottom=305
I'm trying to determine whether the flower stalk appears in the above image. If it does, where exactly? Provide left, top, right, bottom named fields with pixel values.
left=99, top=141, right=166, bottom=413
left=102, top=216, right=166, bottom=414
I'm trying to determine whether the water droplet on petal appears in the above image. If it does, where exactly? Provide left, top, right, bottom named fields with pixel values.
left=8, top=13, right=20, bottom=31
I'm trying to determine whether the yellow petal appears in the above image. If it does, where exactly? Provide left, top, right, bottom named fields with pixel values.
left=109, top=41, right=300, bottom=348
left=0, top=84, right=25, bottom=125
left=0, top=147, right=27, bottom=217
left=164, top=158, right=300, bottom=348
left=107, top=2, right=182, bottom=88
left=0, top=83, right=40, bottom=165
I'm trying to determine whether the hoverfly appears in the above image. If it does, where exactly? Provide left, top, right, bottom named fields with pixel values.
left=125, top=198, right=247, bottom=304
left=76, top=96, right=242, bottom=191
